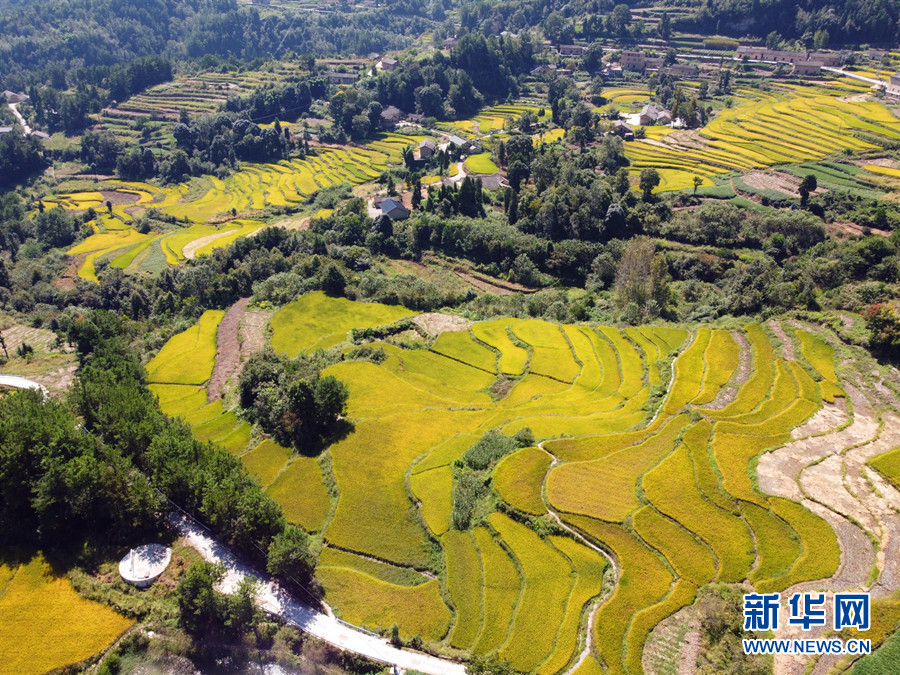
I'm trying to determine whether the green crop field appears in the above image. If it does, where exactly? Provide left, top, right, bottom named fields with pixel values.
left=148, top=295, right=854, bottom=672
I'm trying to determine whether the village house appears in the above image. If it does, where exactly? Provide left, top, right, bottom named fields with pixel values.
left=665, top=63, right=700, bottom=77
left=793, top=61, right=823, bottom=76
left=621, top=51, right=646, bottom=70
left=809, top=51, right=842, bottom=67
left=0, top=126, right=13, bottom=134
left=443, top=37, right=458, bottom=49
left=2, top=90, right=29, bottom=104
left=417, top=138, right=435, bottom=158
left=888, top=72, right=900, bottom=96
left=327, top=72, right=359, bottom=85
left=380, top=105, right=402, bottom=128
left=379, top=57, right=398, bottom=71
left=530, top=64, right=557, bottom=77
left=735, top=47, right=808, bottom=64
left=558, top=44, right=585, bottom=57
left=376, top=197, right=410, bottom=220
left=639, top=104, right=672, bottom=126
left=610, top=120, right=634, bottom=141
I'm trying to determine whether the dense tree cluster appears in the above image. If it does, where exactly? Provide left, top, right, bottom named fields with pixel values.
left=238, top=348, right=349, bottom=453
left=0, top=131, right=46, bottom=186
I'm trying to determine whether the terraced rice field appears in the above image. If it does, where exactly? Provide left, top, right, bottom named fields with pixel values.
left=151, top=296, right=856, bottom=673
left=0, top=554, right=134, bottom=674
left=60, top=132, right=425, bottom=280
left=625, top=85, right=900, bottom=192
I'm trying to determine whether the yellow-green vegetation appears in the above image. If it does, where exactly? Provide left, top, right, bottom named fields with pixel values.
left=870, top=445, right=900, bottom=491
left=270, top=291, right=416, bottom=356
left=410, top=466, right=454, bottom=536
left=317, top=567, right=450, bottom=640
left=763, top=497, right=840, bottom=592
left=444, top=530, right=484, bottom=649
left=567, top=516, right=673, bottom=675
left=493, top=446, right=552, bottom=515
left=471, top=319, right=529, bottom=375
left=664, top=329, right=710, bottom=413
left=147, top=296, right=847, bottom=670
left=0, top=555, right=134, bottom=675
left=464, top=154, right=500, bottom=174
left=266, top=456, right=332, bottom=532
left=692, top=330, right=740, bottom=405
left=625, top=86, right=900, bottom=191
left=491, top=513, right=575, bottom=672
left=643, top=443, right=755, bottom=582
left=512, top=320, right=581, bottom=383
left=241, top=439, right=291, bottom=487
left=546, top=416, right=689, bottom=522
left=538, top=536, right=608, bottom=675
left=146, top=310, right=224, bottom=385
left=472, top=526, right=521, bottom=654
left=632, top=506, right=716, bottom=586
left=430, top=330, right=497, bottom=372
left=796, top=329, right=845, bottom=402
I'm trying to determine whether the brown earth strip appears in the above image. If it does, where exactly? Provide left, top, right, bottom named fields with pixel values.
left=208, top=298, right=249, bottom=403
left=768, top=320, right=795, bottom=360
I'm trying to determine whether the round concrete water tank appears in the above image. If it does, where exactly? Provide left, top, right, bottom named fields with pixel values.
left=119, top=544, right=172, bottom=588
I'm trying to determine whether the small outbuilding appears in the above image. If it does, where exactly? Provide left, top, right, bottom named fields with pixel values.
left=378, top=198, right=410, bottom=220
left=119, top=543, right=172, bottom=589
left=418, top=138, right=436, bottom=158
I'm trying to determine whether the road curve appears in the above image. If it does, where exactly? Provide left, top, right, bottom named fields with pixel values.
left=171, top=513, right=467, bottom=675
left=0, top=374, right=49, bottom=398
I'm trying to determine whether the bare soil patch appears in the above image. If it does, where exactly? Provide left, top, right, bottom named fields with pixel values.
left=704, top=330, right=751, bottom=410
left=856, top=156, right=898, bottom=169
left=741, top=170, right=817, bottom=199
left=411, top=313, right=472, bottom=336
left=826, top=221, right=890, bottom=238
left=269, top=217, right=309, bottom=232
left=208, top=298, right=249, bottom=403
left=239, top=307, right=273, bottom=366
left=768, top=320, right=795, bottom=360
left=56, top=254, right=86, bottom=291
left=98, top=190, right=139, bottom=206
left=183, top=230, right=236, bottom=260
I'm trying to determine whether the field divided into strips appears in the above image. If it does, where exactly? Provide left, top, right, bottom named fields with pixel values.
left=625, top=86, right=900, bottom=192
left=0, top=555, right=134, bottom=675
left=147, top=295, right=852, bottom=671
left=796, top=329, right=845, bottom=402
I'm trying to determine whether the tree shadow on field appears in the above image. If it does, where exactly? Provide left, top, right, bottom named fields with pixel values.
left=296, top=418, right=355, bottom=457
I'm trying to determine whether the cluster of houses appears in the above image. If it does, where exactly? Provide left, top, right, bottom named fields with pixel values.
left=734, top=47, right=842, bottom=76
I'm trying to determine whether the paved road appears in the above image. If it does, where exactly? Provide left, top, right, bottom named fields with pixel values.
left=0, top=374, right=48, bottom=398
left=8, top=103, right=33, bottom=135
left=822, top=66, right=887, bottom=86
left=171, top=513, right=467, bottom=675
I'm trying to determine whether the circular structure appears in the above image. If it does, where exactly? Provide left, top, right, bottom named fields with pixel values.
left=119, top=544, right=171, bottom=588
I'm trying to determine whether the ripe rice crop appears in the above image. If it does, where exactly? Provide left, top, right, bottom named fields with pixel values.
left=472, top=526, right=521, bottom=654
left=430, top=330, right=498, bottom=373
left=317, top=567, right=450, bottom=640
left=704, top=324, right=774, bottom=418
left=664, top=328, right=710, bottom=414
left=410, top=466, right=453, bottom=536
left=512, top=320, right=581, bottom=383
left=565, top=516, right=673, bottom=675
left=444, top=530, right=484, bottom=649
left=632, top=506, right=716, bottom=585
left=546, top=416, right=689, bottom=522
left=643, top=444, right=755, bottom=582
left=266, top=456, right=332, bottom=532
left=692, top=330, right=739, bottom=405
left=537, top=536, right=608, bottom=675
left=743, top=502, right=801, bottom=589
left=471, top=319, right=529, bottom=375
left=270, top=291, right=415, bottom=356
left=318, top=548, right=427, bottom=586
left=491, top=513, right=575, bottom=672
left=146, top=310, right=224, bottom=385
left=625, top=580, right=698, bottom=674
left=762, top=498, right=840, bottom=591
left=240, top=440, right=291, bottom=487
left=493, top=447, right=552, bottom=515
left=0, top=555, right=133, bottom=675
left=796, top=330, right=844, bottom=402
left=710, top=429, right=789, bottom=506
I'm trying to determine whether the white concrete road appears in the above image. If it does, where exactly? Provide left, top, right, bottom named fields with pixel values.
left=822, top=66, right=887, bottom=87
left=8, top=103, right=33, bottom=135
left=171, top=513, right=467, bottom=675
left=0, top=374, right=49, bottom=398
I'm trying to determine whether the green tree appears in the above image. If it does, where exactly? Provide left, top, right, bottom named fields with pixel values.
left=639, top=168, right=661, bottom=200
left=693, top=175, right=703, bottom=195
left=177, top=562, right=225, bottom=635
left=267, top=525, right=316, bottom=587
left=799, top=174, right=817, bottom=207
